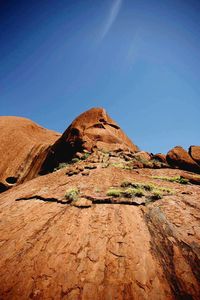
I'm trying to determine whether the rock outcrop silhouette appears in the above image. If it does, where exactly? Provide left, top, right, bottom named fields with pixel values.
left=0, top=108, right=199, bottom=300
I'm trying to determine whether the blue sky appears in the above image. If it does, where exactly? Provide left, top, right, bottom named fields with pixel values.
left=0, top=0, right=200, bottom=153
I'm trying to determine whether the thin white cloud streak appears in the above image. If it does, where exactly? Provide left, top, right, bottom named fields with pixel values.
left=100, top=0, right=122, bottom=41
left=126, top=30, right=141, bottom=69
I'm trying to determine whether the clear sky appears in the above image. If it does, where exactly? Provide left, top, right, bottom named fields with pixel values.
left=0, top=0, right=200, bottom=153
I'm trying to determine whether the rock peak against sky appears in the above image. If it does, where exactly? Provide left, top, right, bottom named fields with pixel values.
left=0, top=0, right=199, bottom=153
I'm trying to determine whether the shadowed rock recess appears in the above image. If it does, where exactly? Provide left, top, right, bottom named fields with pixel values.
left=0, top=108, right=200, bottom=300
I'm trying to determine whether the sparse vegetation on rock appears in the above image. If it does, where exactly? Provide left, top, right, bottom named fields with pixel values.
left=106, top=188, right=122, bottom=197
left=153, top=175, right=189, bottom=184
left=106, top=181, right=173, bottom=203
left=54, top=162, right=69, bottom=171
left=65, top=188, right=79, bottom=202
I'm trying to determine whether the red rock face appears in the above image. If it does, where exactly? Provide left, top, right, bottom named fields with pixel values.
left=0, top=158, right=199, bottom=300
left=0, top=116, right=60, bottom=192
left=166, top=146, right=200, bottom=174
left=0, top=109, right=200, bottom=299
left=133, top=151, right=152, bottom=161
left=152, top=153, right=167, bottom=164
left=189, top=146, right=200, bottom=165
left=40, top=108, right=139, bottom=173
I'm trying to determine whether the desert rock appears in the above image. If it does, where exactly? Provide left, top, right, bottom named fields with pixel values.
left=166, top=146, right=200, bottom=174
left=0, top=116, right=60, bottom=192
left=133, top=151, right=152, bottom=161
left=189, top=146, right=200, bottom=165
left=40, top=107, right=139, bottom=173
left=0, top=110, right=200, bottom=300
left=152, top=153, right=167, bottom=164
left=0, top=159, right=199, bottom=299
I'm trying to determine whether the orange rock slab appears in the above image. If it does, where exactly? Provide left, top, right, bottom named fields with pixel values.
left=0, top=116, right=60, bottom=192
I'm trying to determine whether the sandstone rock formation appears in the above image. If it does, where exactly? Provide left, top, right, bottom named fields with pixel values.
left=0, top=109, right=200, bottom=300
left=40, top=107, right=139, bottom=173
left=0, top=116, right=60, bottom=192
left=166, top=146, right=200, bottom=174
left=0, top=152, right=199, bottom=299
left=132, top=150, right=152, bottom=161
left=189, top=146, right=200, bottom=165
left=152, top=153, right=167, bottom=164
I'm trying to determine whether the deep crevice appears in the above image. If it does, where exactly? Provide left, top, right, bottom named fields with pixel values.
left=16, top=195, right=147, bottom=207
left=6, top=177, right=17, bottom=184
left=0, top=182, right=8, bottom=193
left=39, top=141, right=84, bottom=175
left=16, top=195, right=63, bottom=204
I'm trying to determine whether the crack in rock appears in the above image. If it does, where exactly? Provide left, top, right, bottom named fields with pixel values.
left=16, top=194, right=148, bottom=207
left=16, top=195, right=68, bottom=204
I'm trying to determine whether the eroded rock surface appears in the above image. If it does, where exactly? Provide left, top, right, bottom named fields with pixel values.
left=152, top=153, right=167, bottom=164
left=0, top=116, right=60, bottom=192
left=167, top=146, right=200, bottom=174
left=0, top=110, right=200, bottom=299
left=40, top=108, right=139, bottom=173
left=189, top=146, right=200, bottom=165
left=0, top=150, right=199, bottom=300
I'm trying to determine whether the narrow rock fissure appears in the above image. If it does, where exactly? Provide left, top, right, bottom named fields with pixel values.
left=16, top=195, right=63, bottom=204
left=16, top=195, right=152, bottom=207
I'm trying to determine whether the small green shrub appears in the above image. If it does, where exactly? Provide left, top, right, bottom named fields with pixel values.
left=158, top=187, right=174, bottom=194
left=121, top=181, right=140, bottom=188
left=107, top=186, right=145, bottom=198
left=122, top=187, right=144, bottom=198
left=54, top=162, right=69, bottom=171
left=120, top=181, right=131, bottom=188
left=106, top=188, right=122, bottom=197
left=178, top=177, right=189, bottom=184
left=153, top=175, right=189, bottom=184
left=121, top=181, right=154, bottom=191
left=65, top=188, right=79, bottom=202
left=71, top=158, right=80, bottom=164
left=81, top=152, right=90, bottom=160
left=122, top=188, right=136, bottom=197
left=123, top=165, right=133, bottom=170
left=141, top=183, right=155, bottom=191
left=111, top=162, right=124, bottom=169
left=107, top=180, right=172, bottom=203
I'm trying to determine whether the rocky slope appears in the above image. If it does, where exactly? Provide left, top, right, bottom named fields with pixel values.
left=0, top=108, right=199, bottom=300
